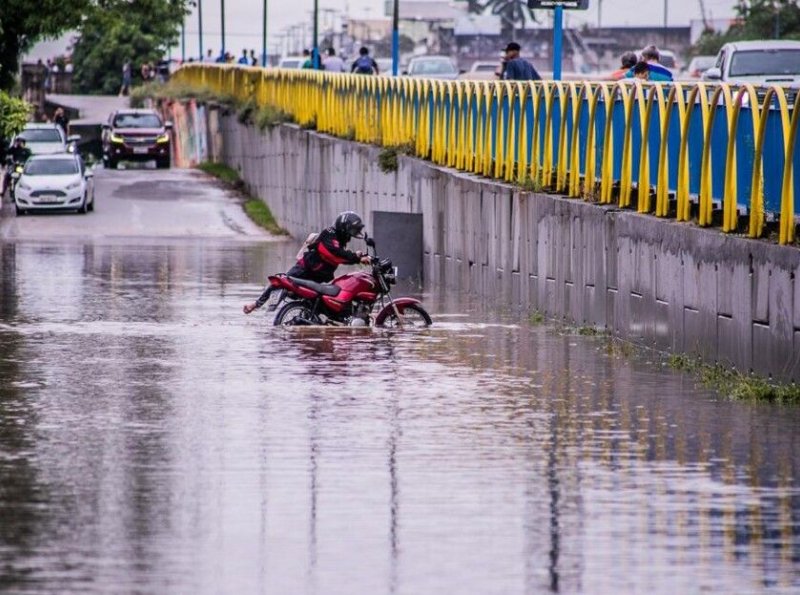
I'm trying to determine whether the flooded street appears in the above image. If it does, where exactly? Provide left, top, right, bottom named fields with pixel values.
left=0, top=169, right=799, bottom=593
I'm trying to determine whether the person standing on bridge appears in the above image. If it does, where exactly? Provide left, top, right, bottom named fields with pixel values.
left=351, top=47, right=379, bottom=75
left=611, top=52, right=638, bottom=81
left=323, top=48, right=345, bottom=73
left=243, top=212, right=372, bottom=314
left=501, top=42, right=540, bottom=81
left=120, top=59, right=132, bottom=96
left=625, top=46, right=673, bottom=82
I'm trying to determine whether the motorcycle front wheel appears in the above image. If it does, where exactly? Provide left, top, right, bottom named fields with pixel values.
left=273, top=301, right=314, bottom=326
left=376, top=303, right=432, bottom=328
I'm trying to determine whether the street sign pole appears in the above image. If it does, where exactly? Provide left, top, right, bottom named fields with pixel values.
left=262, top=0, right=268, bottom=66
left=552, top=4, right=563, bottom=81
left=198, top=0, right=204, bottom=61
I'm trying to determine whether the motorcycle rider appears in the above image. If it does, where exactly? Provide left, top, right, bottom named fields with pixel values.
left=3, top=137, right=31, bottom=195
left=243, top=211, right=372, bottom=314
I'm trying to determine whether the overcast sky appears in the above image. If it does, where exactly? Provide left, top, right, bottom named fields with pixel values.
left=29, top=0, right=740, bottom=61
left=175, top=0, right=738, bottom=58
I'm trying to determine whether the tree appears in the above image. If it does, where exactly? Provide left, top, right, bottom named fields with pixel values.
left=468, top=1, right=539, bottom=40
left=0, top=91, right=31, bottom=139
left=71, top=0, right=187, bottom=95
left=0, top=0, right=92, bottom=91
left=692, top=0, right=800, bottom=56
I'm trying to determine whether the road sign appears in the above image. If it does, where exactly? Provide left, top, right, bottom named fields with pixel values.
left=528, top=0, right=589, bottom=9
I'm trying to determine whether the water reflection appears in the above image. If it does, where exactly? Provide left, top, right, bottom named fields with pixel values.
left=0, top=239, right=798, bottom=593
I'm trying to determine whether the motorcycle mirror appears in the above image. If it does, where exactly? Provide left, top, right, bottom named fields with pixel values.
left=365, top=237, right=376, bottom=248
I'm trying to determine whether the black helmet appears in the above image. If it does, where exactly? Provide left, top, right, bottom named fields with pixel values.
left=334, top=211, right=364, bottom=240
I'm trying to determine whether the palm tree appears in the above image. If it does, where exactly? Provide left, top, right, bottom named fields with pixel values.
left=468, top=0, right=539, bottom=39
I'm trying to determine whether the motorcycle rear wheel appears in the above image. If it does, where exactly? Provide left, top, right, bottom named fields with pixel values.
left=273, top=301, right=314, bottom=326
left=377, top=303, right=432, bottom=328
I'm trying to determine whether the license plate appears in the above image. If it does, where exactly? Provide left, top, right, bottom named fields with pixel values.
left=35, top=195, right=60, bottom=204
left=133, top=147, right=149, bottom=154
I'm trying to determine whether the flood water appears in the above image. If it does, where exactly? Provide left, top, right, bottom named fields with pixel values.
left=1, top=239, right=798, bottom=594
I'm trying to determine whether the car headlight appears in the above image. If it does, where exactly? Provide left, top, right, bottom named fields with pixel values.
left=17, top=181, right=31, bottom=191
left=110, top=133, right=124, bottom=143
left=156, top=133, right=170, bottom=143
left=66, top=180, right=81, bottom=190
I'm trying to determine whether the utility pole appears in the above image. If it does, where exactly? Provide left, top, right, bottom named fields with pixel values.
left=597, top=0, right=602, bottom=29
left=313, top=0, right=320, bottom=69
left=262, top=0, right=268, bottom=66
left=181, top=21, right=186, bottom=62
left=392, top=0, right=399, bottom=76
left=221, top=0, right=226, bottom=59
left=663, top=0, right=668, bottom=48
left=198, top=0, right=204, bottom=61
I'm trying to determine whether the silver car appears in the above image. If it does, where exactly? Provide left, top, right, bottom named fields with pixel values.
left=404, top=56, right=461, bottom=80
left=15, top=123, right=80, bottom=155
left=703, top=40, right=800, bottom=85
left=13, top=153, right=95, bottom=215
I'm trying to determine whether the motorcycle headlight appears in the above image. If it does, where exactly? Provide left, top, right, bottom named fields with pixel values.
left=156, top=133, right=170, bottom=143
left=110, top=133, right=124, bottom=143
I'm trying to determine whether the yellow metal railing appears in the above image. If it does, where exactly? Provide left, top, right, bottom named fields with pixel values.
left=174, top=65, right=800, bottom=245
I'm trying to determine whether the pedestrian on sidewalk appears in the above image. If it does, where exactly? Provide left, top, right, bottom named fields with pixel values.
left=501, top=42, right=540, bottom=81
left=351, top=47, right=379, bottom=75
left=120, top=59, right=132, bottom=96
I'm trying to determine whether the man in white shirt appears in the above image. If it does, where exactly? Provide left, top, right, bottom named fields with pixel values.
left=323, top=48, right=345, bottom=73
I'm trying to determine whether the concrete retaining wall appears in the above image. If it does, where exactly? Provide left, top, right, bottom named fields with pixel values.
left=203, top=106, right=800, bottom=382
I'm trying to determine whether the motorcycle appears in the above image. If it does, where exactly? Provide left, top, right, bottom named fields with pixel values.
left=2, top=157, right=25, bottom=198
left=269, top=235, right=432, bottom=328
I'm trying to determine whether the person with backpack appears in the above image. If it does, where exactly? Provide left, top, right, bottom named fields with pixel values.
left=351, top=47, right=379, bottom=75
left=243, top=212, right=372, bottom=314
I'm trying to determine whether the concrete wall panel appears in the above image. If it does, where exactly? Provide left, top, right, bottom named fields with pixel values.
left=208, top=116, right=800, bottom=382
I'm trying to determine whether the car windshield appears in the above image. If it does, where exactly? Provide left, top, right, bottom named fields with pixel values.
left=409, top=60, right=457, bottom=75
left=24, top=159, right=79, bottom=175
left=473, top=63, right=496, bottom=72
left=113, top=113, right=162, bottom=128
left=280, top=60, right=301, bottom=68
left=20, top=128, right=62, bottom=143
left=729, top=49, right=800, bottom=76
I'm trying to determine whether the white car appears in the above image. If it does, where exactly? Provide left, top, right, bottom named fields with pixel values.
left=15, top=123, right=80, bottom=155
left=460, top=61, right=501, bottom=80
left=13, top=153, right=95, bottom=215
left=278, top=56, right=307, bottom=69
left=703, top=40, right=800, bottom=85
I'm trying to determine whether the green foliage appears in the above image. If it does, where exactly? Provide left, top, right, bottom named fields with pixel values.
left=197, top=161, right=241, bottom=185
left=71, top=0, right=188, bottom=95
left=519, top=175, right=543, bottom=193
left=529, top=310, right=545, bottom=325
left=255, top=105, right=292, bottom=131
left=0, top=0, right=92, bottom=90
left=130, top=80, right=238, bottom=108
left=691, top=0, right=800, bottom=57
left=378, top=147, right=399, bottom=173
left=0, top=92, right=31, bottom=140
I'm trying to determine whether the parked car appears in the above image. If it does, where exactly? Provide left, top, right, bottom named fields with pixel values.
left=375, top=58, right=394, bottom=75
left=460, top=61, right=500, bottom=80
left=404, top=56, right=462, bottom=80
left=683, top=55, right=716, bottom=79
left=102, top=109, right=172, bottom=169
left=278, top=56, right=306, bottom=69
left=14, top=123, right=79, bottom=155
left=703, top=40, right=800, bottom=85
left=12, top=153, right=94, bottom=215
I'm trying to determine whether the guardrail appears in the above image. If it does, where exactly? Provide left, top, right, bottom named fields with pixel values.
left=173, top=65, right=800, bottom=245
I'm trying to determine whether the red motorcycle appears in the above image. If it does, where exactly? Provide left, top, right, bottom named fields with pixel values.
left=268, top=236, right=432, bottom=328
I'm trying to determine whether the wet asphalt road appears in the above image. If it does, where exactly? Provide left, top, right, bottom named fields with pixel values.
left=0, top=166, right=799, bottom=594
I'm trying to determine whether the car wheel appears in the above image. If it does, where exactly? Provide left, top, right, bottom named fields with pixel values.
left=78, top=195, right=89, bottom=214
left=15, top=204, right=24, bottom=216
left=107, top=158, right=117, bottom=170
left=158, top=157, right=170, bottom=169
left=88, top=195, right=95, bottom=212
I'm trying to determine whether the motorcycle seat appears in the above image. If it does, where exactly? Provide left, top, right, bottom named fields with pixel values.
left=288, top=276, right=341, bottom=297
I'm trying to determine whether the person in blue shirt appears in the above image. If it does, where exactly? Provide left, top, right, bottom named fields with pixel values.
left=502, top=42, right=541, bottom=81
left=237, top=50, right=249, bottom=65
left=625, top=46, right=673, bottom=82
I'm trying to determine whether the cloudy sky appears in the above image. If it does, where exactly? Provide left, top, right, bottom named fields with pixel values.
left=175, top=0, right=738, bottom=58
left=29, top=0, right=740, bottom=61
